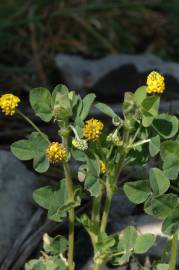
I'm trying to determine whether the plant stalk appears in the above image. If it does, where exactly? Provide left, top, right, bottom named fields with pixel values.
left=62, top=136, right=75, bottom=270
left=91, top=195, right=102, bottom=239
left=169, top=231, right=178, bottom=270
left=17, top=110, right=49, bottom=143
left=100, top=180, right=112, bottom=233
left=94, top=262, right=103, bottom=270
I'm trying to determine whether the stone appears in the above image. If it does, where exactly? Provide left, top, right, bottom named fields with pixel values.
left=55, top=53, right=179, bottom=102
left=0, top=150, right=37, bottom=263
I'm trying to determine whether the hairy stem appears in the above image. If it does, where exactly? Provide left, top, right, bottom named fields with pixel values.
left=91, top=195, right=102, bottom=240
left=169, top=231, right=178, bottom=270
left=62, top=136, right=75, bottom=270
left=100, top=180, right=112, bottom=233
left=17, top=110, right=49, bottom=143
left=94, top=262, right=103, bottom=270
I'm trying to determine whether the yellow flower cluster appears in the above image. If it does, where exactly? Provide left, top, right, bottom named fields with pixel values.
left=46, top=142, right=67, bottom=163
left=146, top=71, right=165, bottom=94
left=0, top=93, right=20, bottom=116
left=83, top=118, right=104, bottom=141
left=100, top=160, right=106, bottom=174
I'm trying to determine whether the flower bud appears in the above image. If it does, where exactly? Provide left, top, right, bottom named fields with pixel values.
left=72, top=138, right=88, bottom=151
left=112, top=116, right=123, bottom=127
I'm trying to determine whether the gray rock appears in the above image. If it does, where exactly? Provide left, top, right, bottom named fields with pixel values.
left=109, top=193, right=136, bottom=219
left=0, top=150, right=37, bottom=263
left=55, top=53, right=179, bottom=93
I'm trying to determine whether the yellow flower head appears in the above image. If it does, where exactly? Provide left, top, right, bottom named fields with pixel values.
left=0, top=93, right=20, bottom=116
left=100, top=160, right=106, bottom=174
left=46, top=142, right=67, bottom=163
left=146, top=71, right=165, bottom=94
left=83, top=118, right=104, bottom=141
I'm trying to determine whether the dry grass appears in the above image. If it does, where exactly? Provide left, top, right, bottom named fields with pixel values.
left=0, top=0, right=179, bottom=91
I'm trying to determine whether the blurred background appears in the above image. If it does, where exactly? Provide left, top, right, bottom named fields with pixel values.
left=0, top=1, right=179, bottom=269
left=1, top=0, right=179, bottom=92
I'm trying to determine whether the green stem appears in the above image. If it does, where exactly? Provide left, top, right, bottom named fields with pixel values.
left=91, top=195, right=101, bottom=236
left=62, top=136, right=75, bottom=270
left=128, top=139, right=150, bottom=149
left=94, top=262, right=103, bottom=270
left=169, top=231, right=178, bottom=270
left=100, top=180, right=112, bottom=233
left=17, top=110, right=49, bottom=143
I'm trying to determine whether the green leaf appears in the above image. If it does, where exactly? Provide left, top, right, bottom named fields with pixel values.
left=52, top=84, right=72, bottom=118
left=33, top=154, right=49, bottom=173
left=134, top=234, right=156, bottom=254
left=149, top=168, right=170, bottom=195
left=95, top=233, right=116, bottom=264
left=162, top=207, right=179, bottom=235
left=77, top=214, right=96, bottom=240
left=80, top=93, right=96, bottom=120
left=30, top=87, right=53, bottom=122
left=123, top=92, right=136, bottom=115
left=144, top=193, right=178, bottom=219
left=34, top=180, right=81, bottom=222
left=43, top=234, right=68, bottom=255
left=134, top=86, right=147, bottom=106
left=95, top=102, right=117, bottom=118
left=25, top=260, right=45, bottom=270
left=52, top=84, right=69, bottom=105
left=142, top=111, right=155, bottom=127
left=121, top=226, right=138, bottom=251
left=85, top=175, right=102, bottom=197
left=71, top=148, right=86, bottom=162
left=142, top=96, right=160, bottom=127
left=124, top=180, right=150, bottom=204
left=48, top=182, right=81, bottom=222
left=44, top=260, right=58, bottom=270
left=111, top=253, right=131, bottom=266
left=11, top=132, right=49, bottom=173
left=85, top=153, right=100, bottom=178
left=47, top=180, right=69, bottom=222
left=11, top=139, right=34, bottom=160
left=33, top=186, right=54, bottom=209
left=156, top=264, right=169, bottom=270
left=152, top=113, right=178, bottom=139
left=160, top=141, right=179, bottom=180
left=149, top=135, right=160, bottom=157
left=142, top=95, right=160, bottom=117
left=51, top=257, right=67, bottom=270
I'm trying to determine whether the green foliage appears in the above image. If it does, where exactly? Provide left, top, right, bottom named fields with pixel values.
left=25, top=234, right=67, bottom=270
left=162, top=207, right=179, bottom=235
left=11, top=132, right=49, bottom=173
left=149, top=135, right=160, bottom=157
left=133, top=234, right=156, bottom=254
left=110, top=226, right=156, bottom=266
left=43, top=234, right=68, bottom=255
left=144, top=193, right=178, bottom=219
left=52, top=84, right=72, bottom=120
left=152, top=113, right=178, bottom=139
left=124, top=180, right=151, bottom=204
left=149, top=168, right=170, bottom=195
left=141, top=96, right=160, bottom=127
left=156, top=264, right=169, bottom=270
left=160, top=140, right=179, bottom=179
left=95, top=102, right=117, bottom=118
left=8, top=79, right=179, bottom=270
left=33, top=179, right=81, bottom=222
left=30, top=87, right=53, bottom=122
left=134, top=86, right=147, bottom=106
left=81, top=93, right=96, bottom=120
